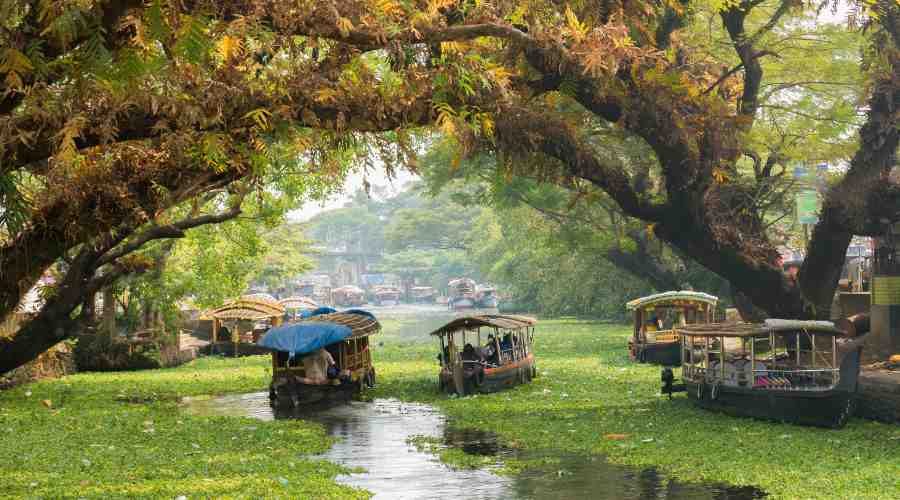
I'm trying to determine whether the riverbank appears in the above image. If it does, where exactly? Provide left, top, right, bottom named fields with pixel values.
left=0, top=357, right=365, bottom=499
left=373, top=318, right=900, bottom=500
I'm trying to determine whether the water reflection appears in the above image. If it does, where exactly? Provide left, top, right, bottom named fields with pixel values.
left=181, top=394, right=765, bottom=499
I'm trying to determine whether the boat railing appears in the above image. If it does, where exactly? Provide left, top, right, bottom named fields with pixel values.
left=751, top=368, right=839, bottom=391
left=684, top=365, right=840, bottom=391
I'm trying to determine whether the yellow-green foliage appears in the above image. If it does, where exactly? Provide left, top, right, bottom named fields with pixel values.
left=0, top=357, right=367, bottom=499
left=373, top=319, right=900, bottom=500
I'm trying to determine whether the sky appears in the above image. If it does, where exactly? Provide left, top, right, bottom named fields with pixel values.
left=287, top=168, right=420, bottom=222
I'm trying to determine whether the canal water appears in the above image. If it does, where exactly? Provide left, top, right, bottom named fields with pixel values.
left=181, top=393, right=765, bottom=499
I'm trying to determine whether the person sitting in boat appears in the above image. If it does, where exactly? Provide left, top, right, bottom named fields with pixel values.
left=644, top=316, right=659, bottom=333
left=300, top=348, right=335, bottom=385
left=482, top=335, right=498, bottom=365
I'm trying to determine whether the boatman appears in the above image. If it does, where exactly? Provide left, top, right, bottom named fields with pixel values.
left=301, top=348, right=335, bottom=384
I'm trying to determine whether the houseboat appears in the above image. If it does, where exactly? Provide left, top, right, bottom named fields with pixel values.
left=662, top=320, right=865, bottom=428
left=430, top=315, right=537, bottom=396
left=626, top=291, right=718, bottom=365
left=373, top=285, right=402, bottom=306
left=475, top=285, right=499, bottom=308
left=332, top=285, right=366, bottom=307
left=448, top=278, right=477, bottom=310
left=410, top=286, right=437, bottom=303
left=262, top=310, right=380, bottom=407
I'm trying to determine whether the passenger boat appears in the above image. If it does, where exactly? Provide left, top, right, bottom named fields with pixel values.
left=475, top=285, right=499, bottom=308
left=626, top=291, right=718, bottom=365
left=373, top=285, right=402, bottom=306
left=430, top=315, right=537, bottom=396
left=261, top=310, right=380, bottom=407
left=662, top=320, right=865, bottom=428
left=279, top=296, right=319, bottom=320
left=332, top=285, right=366, bottom=307
left=410, top=286, right=437, bottom=303
left=448, top=278, right=477, bottom=310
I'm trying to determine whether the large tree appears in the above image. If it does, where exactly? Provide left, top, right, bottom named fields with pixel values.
left=1, top=0, right=897, bottom=372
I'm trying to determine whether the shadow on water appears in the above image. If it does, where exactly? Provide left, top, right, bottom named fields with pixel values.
left=181, top=393, right=766, bottom=499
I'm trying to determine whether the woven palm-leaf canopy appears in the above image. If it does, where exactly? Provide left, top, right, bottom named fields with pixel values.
left=302, top=312, right=381, bottom=339
left=429, top=314, right=537, bottom=337
left=279, top=296, right=319, bottom=310
left=625, top=291, right=718, bottom=311
left=208, top=297, right=285, bottom=321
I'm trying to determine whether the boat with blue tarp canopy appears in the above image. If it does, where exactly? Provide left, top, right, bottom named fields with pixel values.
left=265, top=311, right=380, bottom=408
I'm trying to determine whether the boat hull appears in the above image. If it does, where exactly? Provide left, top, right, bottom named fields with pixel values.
left=629, top=340, right=681, bottom=366
left=450, top=297, right=475, bottom=310
left=269, top=369, right=374, bottom=408
left=440, top=354, right=536, bottom=395
left=685, top=381, right=856, bottom=428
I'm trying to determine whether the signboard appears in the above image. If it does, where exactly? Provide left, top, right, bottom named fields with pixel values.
left=796, top=190, right=819, bottom=224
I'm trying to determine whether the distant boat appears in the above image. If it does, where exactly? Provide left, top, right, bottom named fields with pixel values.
left=410, top=286, right=437, bottom=303
left=333, top=285, right=366, bottom=307
left=447, top=278, right=476, bottom=310
left=373, top=285, right=401, bottom=306
left=475, top=285, right=499, bottom=308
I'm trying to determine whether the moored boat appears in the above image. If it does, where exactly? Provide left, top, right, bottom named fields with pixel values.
left=448, top=278, right=477, bottom=310
left=333, top=285, right=366, bottom=307
left=410, top=286, right=437, bottom=303
left=626, top=291, right=718, bottom=366
left=430, top=314, right=537, bottom=395
left=261, top=310, right=379, bottom=408
left=662, top=320, right=865, bottom=428
left=373, top=285, right=402, bottom=306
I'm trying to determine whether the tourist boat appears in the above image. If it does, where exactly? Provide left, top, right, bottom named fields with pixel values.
left=448, top=278, right=477, bottom=310
left=332, top=285, right=366, bottom=307
left=201, top=295, right=286, bottom=356
left=410, top=286, right=437, bottom=303
left=430, top=315, right=537, bottom=395
left=261, top=310, right=380, bottom=407
left=475, top=285, right=499, bottom=308
left=373, top=285, right=402, bottom=306
left=662, top=320, right=865, bottom=428
left=279, top=296, right=319, bottom=320
left=626, top=291, right=718, bottom=366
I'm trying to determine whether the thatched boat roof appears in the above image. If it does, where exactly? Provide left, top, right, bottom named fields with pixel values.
left=626, top=291, right=718, bottom=311
left=204, top=296, right=285, bottom=321
left=279, top=296, right=319, bottom=310
left=300, top=312, right=381, bottom=339
left=429, top=314, right=537, bottom=337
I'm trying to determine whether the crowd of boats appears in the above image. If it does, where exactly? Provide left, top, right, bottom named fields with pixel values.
left=265, top=278, right=499, bottom=310
left=197, top=287, right=869, bottom=430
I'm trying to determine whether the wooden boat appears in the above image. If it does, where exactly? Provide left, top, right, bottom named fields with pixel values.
left=332, top=285, right=366, bottom=307
left=662, top=320, right=865, bottom=428
left=430, top=315, right=537, bottom=396
left=448, top=278, right=477, bottom=310
left=279, top=296, right=319, bottom=320
left=201, top=296, right=285, bottom=355
left=262, top=311, right=380, bottom=408
left=373, top=285, right=402, bottom=306
left=626, top=291, right=718, bottom=366
left=475, top=285, right=499, bottom=308
left=410, top=286, right=437, bottom=303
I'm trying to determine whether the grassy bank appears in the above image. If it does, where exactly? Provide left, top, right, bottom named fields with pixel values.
left=373, top=318, right=900, bottom=500
left=0, top=357, right=366, bottom=499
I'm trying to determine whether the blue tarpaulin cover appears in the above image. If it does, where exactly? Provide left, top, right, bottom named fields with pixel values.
left=259, top=322, right=351, bottom=357
left=300, top=306, right=337, bottom=319
left=343, top=309, right=376, bottom=319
